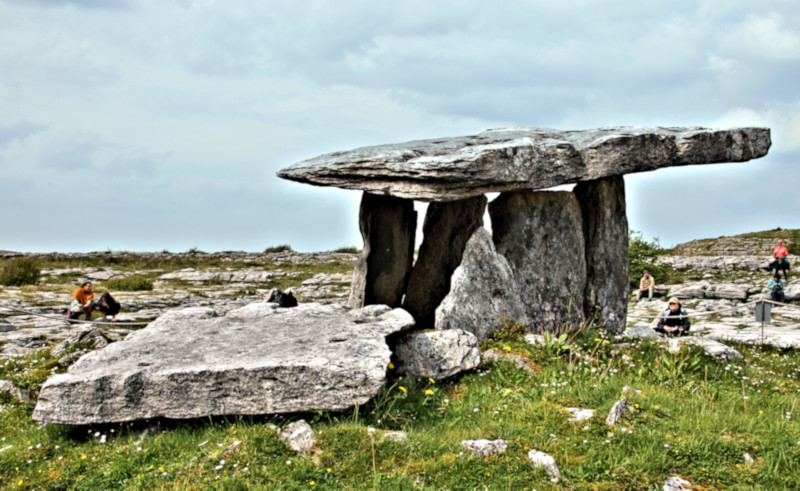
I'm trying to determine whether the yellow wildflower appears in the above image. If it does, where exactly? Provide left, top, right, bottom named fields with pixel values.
left=425, top=389, right=434, bottom=396
left=399, top=386, right=407, bottom=394
left=388, top=363, right=395, bottom=370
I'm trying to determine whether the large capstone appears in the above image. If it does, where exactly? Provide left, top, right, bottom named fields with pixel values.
left=278, top=127, right=771, bottom=201
left=349, top=193, right=416, bottom=308
left=435, top=227, right=528, bottom=343
left=489, top=191, right=587, bottom=331
left=33, top=303, right=415, bottom=425
left=403, top=196, right=486, bottom=327
left=574, top=176, right=628, bottom=334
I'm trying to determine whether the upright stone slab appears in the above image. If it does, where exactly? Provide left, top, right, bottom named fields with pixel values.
left=349, top=193, right=416, bottom=308
left=489, top=191, right=587, bottom=331
left=574, top=176, right=628, bottom=334
left=403, top=196, right=486, bottom=327
left=435, top=227, right=528, bottom=342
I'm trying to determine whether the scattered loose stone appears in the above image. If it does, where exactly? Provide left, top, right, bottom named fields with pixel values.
left=380, top=431, right=408, bottom=443
left=395, top=329, right=481, bottom=380
left=481, top=349, right=536, bottom=374
left=663, top=475, right=692, bottom=490
left=0, top=379, right=30, bottom=403
left=527, top=449, right=561, bottom=483
left=606, top=397, right=628, bottom=425
left=744, top=453, right=755, bottom=466
left=665, top=337, right=744, bottom=361
left=461, top=439, right=508, bottom=457
left=280, top=420, right=316, bottom=454
left=566, top=407, right=595, bottom=422
left=51, top=327, right=112, bottom=357
left=223, top=440, right=242, bottom=456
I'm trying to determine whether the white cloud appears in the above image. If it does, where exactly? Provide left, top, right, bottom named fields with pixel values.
left=716, top=102, right=800, bottom=152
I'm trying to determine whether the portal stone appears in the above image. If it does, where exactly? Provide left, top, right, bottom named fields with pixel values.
left=489, top=191, right=587, bottom=331
left=435, top=227, right=528, bottom=342
left=349, top=193, right=416, bottom=308
left=574, top=176, right=628, bottom=334
left=403, top=196, right=486, bottom=327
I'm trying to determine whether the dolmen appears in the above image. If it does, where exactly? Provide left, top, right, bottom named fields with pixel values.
left=279, top=126, right=771, bottom=337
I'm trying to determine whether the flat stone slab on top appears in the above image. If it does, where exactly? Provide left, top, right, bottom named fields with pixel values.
left=33, top=303, right=415, bottom=425
left=277, top=126, right=770, bottom=201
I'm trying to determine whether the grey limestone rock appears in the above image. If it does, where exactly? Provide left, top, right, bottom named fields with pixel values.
left=663, top=475, right=692, bottom=490
left=461, top=439, right=508, bottom=457
left=527, top=449, right=561, bottom=483
left=574, top=176, right=628, bottom=334
left=665, top=337, right=744, bottom=361
left=403, top=196, right=486, bottom=328
left=33, top=302, right=415, bottom=425
left=280, top=420, right=316, bottom=454
left=0, top=379, right=30, bottom=403
left=395, top=329, right=480, bottom=380
left=278, top=127, right=771, bottom=201
left=566, top=407, right=595, bottom=422
left=705, top=284, right=748, bottom=300
left=490, top=191, right=586, bottom=331
left=606, top=397, right=628, bottom=425
left=380, top=431, right=408, bottom=443
left=619, top=325, right=662, bottom=340
left=434, top=228, right=527, bottom=343
left=349, top=193, right=416, bottom=309
left=51, top=327, right=113, bottom=357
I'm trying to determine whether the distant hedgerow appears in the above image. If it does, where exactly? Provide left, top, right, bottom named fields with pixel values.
left=106, top=275, right=153, bottom=291
left=0, top=257, right=40, bottom=286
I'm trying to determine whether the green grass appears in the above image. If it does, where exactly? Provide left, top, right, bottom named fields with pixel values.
left=0, top=257, right=40, bottom=287
left=3, top=326, right=800, bottom=489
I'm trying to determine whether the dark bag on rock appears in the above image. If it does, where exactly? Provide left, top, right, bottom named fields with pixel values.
left=267, top=289, right=298, bottom=308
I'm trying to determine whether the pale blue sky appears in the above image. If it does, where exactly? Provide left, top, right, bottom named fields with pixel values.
left=0, top=0, right=797, bottom=252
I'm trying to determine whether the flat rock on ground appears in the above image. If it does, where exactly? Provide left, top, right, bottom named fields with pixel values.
left=33, top=302, right=415, bottom=425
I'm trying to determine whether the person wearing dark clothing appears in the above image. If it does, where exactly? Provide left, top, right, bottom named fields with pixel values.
left=768, top=273, right=786, bottom=303
left=772, top=239, right=790, bottom=281
left=654, top=297, right=690, bottom=337
left=95, top=292, right=121, bottom=321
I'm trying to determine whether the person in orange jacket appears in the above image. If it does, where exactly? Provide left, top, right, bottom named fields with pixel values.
left=66, top=281, right=95, bottom=323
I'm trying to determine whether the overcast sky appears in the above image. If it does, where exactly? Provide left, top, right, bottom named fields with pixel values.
left=1, top=0, right=798, bottom=253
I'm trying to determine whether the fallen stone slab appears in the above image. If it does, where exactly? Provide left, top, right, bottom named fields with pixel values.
left=665, top=336, right=744, bottom=361
left=33, top=302, right=415, bottom=425
left=395, top=329, right=480, bottom=380
left=461, top=439, right=508, bottom=457
left=618, top=325, right=662, bottom=340
left=280, top=420, right=316, bottom=454
left=278, top=127, right=770, bottom=201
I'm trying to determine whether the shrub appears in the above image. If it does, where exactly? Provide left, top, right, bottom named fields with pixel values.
left=629, top=230, right=668, bottom=289
left=106, top=275, right=153, bottom=291
left=787, top=230, right=800, bottom=256
left=264, top=245, right=293, bottom=254
left=331, top=246, right=360, bottom=254
left=0, top=257, right=40, bottom=286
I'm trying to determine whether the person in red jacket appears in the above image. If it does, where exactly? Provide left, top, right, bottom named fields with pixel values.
left=773, top=239, right=790, bottom=281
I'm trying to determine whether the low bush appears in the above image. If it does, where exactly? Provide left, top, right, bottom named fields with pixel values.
left=0, top=257, right=40, bottom=286
left=331, top=246, right=360, bottom=254
left=105, top=275, right=153, bottom=291
left=264, top=244, right=293, bottom=254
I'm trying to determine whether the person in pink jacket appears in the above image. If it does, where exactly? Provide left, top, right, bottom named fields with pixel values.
left=773, top=240, right=790, bottom=281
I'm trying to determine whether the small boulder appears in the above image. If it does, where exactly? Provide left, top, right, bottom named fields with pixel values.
left=280, top=420, right=316, bottom=454
left=395, top=329, right=480, bottom=380
left=0, top=380, right=30, bottom=403
left=619, top=326, right=661, bottom=340
left=663, top=475, right=692, bottom=490
left=606, top=397, right=628, bottom=425
left=566, top=407, right=594, bottom=422
left=51, top=327, right=112, bottom=357
left=527, top=449, right=561, bottom=483
left=665, top=337, right=744, bottom=361
left=461, top=439, right=508, bottom=457
left=380, top=431, right=408, bottom=443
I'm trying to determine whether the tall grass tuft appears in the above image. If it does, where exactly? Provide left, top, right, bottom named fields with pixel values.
left=106, top=275, right=153, bottom=291
left=0, top=257, right=40, bottom=286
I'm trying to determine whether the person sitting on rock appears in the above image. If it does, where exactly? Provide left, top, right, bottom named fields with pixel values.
left=636, top=270, right=655, bottom=302
left=772, top=239, right=790, bottom=281
left=94, top=292, right=121, bottom=322
left=654, top=297, right=690, bottom=337
left=768, top=273, right=785, bottom=303
left=66, top=281, right=95, bottom=323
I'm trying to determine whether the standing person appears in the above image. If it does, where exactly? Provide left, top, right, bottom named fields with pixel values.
left=636, top=270, right=655, bottom=302
left=768, top=273, right=785, bottom=303
left=654, top=297, right=690, bottom=337
left=773, top=239, right=790, bottom=281
left=66, top=281, right=95, bottom=323
left=95, top=292, right=121, bottom=322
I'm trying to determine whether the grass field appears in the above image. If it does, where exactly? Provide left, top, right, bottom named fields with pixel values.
left=2, top=323, right=800, bottom=489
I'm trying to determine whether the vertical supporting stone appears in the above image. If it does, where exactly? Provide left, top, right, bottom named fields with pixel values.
left=348, top=192, right=416, bottom=308
left=489, top=191, right=586, bottom=331
left=574, top=176, right=629, bottom=334
left=403, top=196, right=487, bottom=328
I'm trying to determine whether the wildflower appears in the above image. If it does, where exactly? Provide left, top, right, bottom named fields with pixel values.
left=664, top=444, right=669, bottom=448
left=310, top=482, right=316, bottom=487
left=503, top=345, right=512, bottom=352
left=387, top=362, right=395, bottom=370
left=286, top=460, right=292, bottom=465
left=428, top=378, right=435, bottom=384
left=81, top=454, right=87, bottom=460
left=594, top=338, right=601, bottom=342
left=425, top=389, right=434, bottom=396
left=398, top=386, right=407, bottom=394
left=583, top=425, right=589, bottom=430
left=473, top=408, right=479, bottom=413
left=327, top=468, right=332, bottom=473
left=759, top=410, right=764, bottom=415
left=367, top=428, right=375, bottom=435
